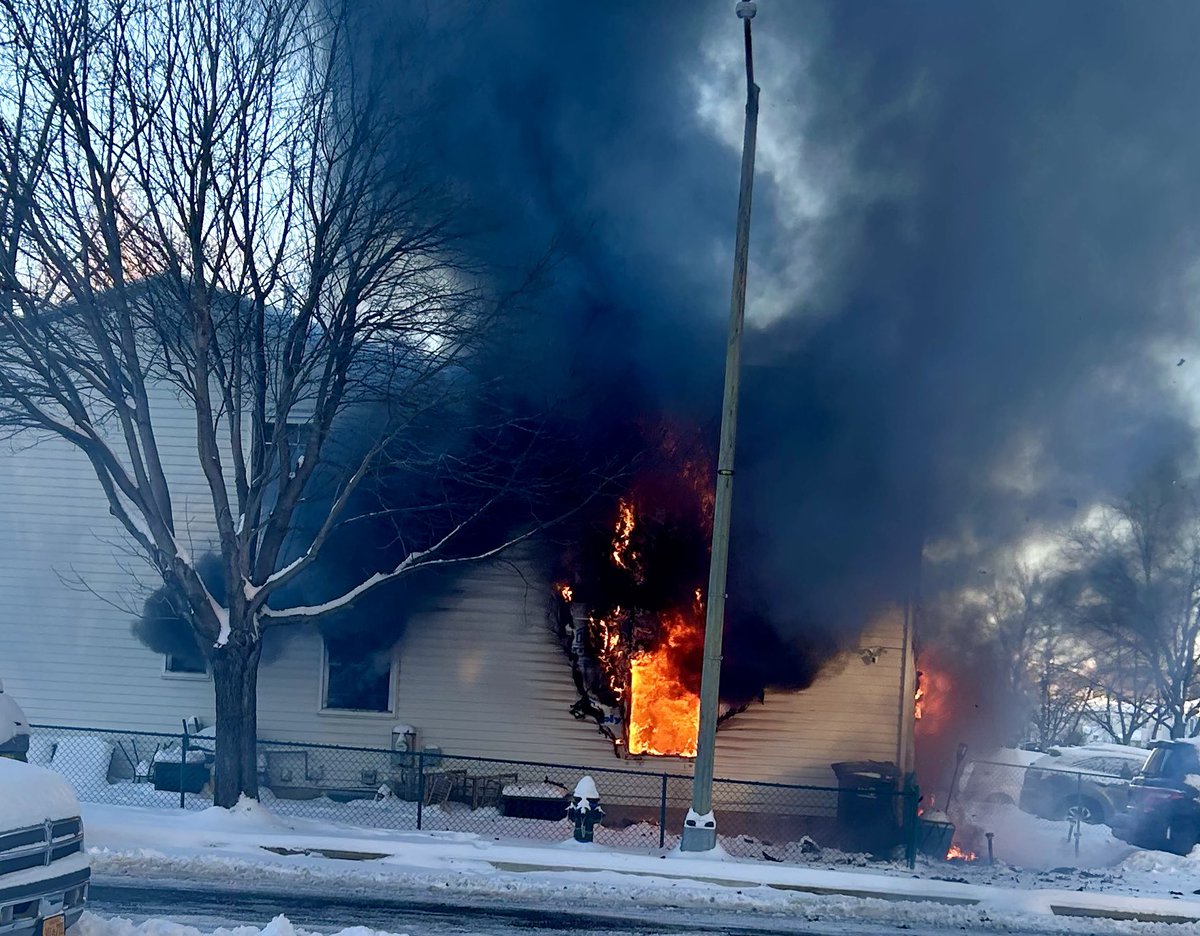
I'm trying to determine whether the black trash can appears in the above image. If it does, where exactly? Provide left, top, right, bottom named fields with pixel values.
left=830, top=760, right=901, bottom=855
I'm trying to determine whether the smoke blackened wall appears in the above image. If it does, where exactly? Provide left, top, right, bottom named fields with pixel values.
left=347, top=1, right=1200, bottom=703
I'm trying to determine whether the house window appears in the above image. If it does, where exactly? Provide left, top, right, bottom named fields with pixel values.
left=321, top=637, right=395, bottom=713
left=163, top=653, right=208, bottom=678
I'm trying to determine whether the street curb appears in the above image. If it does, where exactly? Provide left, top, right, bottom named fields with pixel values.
left=489, top=861, right=984, bottom=906
left=489, top=859, right=1200, bottom=922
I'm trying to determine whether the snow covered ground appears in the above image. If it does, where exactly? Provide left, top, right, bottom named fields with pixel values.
left=78, top=914, right=408, bottom=936
left=37, top=733, right=1200, bottom=932
left=78, top=797, right=1200, bottom=934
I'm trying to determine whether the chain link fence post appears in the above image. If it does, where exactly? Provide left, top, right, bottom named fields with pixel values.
left=904, top=780, right=919, bottom=869
left=179, top=722, right=189, bottom=810
left=1080, top=768, right=1089, bottom=854
left=416, top=750, right=425, bottom=831
left=659, top=773, right=668, bottom=848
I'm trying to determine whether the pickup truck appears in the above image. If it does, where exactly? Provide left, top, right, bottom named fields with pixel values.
left=0, top=683, right=89, bottom=936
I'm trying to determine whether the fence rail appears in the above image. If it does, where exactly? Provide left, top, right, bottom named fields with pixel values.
left=28, top=723, right=920, bottom=865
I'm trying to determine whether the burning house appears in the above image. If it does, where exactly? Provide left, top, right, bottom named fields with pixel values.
left=0, top=410, right=917, bottom=797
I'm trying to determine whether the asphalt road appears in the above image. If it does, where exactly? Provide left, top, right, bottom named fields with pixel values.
left=86, top=881, right=897, bottom=936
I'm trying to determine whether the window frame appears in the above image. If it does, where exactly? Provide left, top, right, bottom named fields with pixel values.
left=318, top=637, right=399, bottom=717
left=161, top=652, right=210, bottom=680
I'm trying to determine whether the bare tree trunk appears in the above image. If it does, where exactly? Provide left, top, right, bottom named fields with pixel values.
left=211, top=626, right=262, bottom=807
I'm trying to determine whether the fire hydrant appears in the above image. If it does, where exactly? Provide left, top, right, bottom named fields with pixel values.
left=567, top=775, right=604, bottom=843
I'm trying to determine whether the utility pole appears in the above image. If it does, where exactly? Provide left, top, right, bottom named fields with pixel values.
left=680, top=0, right=761, bottom=853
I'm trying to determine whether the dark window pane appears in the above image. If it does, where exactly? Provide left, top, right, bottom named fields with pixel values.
left=165, top=653, right=206, bottom=674
left=324, top=639, right=392, bottom=712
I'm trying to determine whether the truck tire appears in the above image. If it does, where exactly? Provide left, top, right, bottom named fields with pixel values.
left=1164, top=816, right=1198, bottom=856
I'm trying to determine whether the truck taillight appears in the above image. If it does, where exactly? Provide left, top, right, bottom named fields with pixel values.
left=1137, top=788, right=1186, bottom=806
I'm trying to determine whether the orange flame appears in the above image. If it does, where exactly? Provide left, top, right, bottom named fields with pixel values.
left=612, top=499, right=637, bottom=570
left=571, top=496, right=704, bottom=758
left=914, top=666, right=952, bottom=734
left=946, top=843, right=977, bottom=861
left=557, top=583, right=574, bottom=603
left=628, top=612, right=701, bottom=756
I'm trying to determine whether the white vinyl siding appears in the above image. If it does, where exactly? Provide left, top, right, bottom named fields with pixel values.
left=0, top=380, right=912, bottom=788
left=252, top=553, right=912, bottom=788
left=0, top=384, right=219, bottom=731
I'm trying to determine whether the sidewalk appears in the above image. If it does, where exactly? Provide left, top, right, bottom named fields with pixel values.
left=82, top=799, right=1200, bottom=929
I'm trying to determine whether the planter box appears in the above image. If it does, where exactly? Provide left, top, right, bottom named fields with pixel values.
left=151, top=761, right=210, bottom=794
left=501, top=794, right=569, bottom=821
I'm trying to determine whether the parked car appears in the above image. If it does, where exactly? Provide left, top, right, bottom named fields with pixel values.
left=0, top=682, right=90, bottom=936
left=957, top=747, right=1044, bottom=806
left=1017, top=743, right=1147, bottom=825
left=1112, top=740, right=1200, bottom=855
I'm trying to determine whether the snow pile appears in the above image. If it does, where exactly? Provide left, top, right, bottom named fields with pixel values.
left=75, top=914, right=407, bottom=936
left=188, top=727, right=217, bottom=755
left=501, top=782, right=568, bottom=799
left=0, top=757, right=81, bottom=828
left=1118, top=846, right=1200, bottom=875
left=183, top=796, right=295, bottom=834
left=26, top=735, right=56, bottom=767
left=152, top=750, right=207, bottom=765
left=51, top=735, right=114, bottom=798
left=952, top=800, right=1133, bottom=869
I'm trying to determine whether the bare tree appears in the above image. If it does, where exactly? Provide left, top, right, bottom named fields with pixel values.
left=969, top=566, right=1093, bottom=746
left=1072, top=639, right=1159, bottom=745
left=1056, top=463, right=1200, bottom=741
left=0, top=0, right=557, bottom=804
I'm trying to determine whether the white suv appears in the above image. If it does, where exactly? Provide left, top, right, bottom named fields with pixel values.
left=0, top=683, right=89, bottom=936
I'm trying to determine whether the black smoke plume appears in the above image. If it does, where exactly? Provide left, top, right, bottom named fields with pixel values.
left=137, top=1, right=1200, bottom=719
left=353, top=0, right=1200, bottom=687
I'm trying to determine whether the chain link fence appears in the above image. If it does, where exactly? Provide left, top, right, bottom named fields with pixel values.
left=30, top=724, right=921, bottom=865
left=948, top=753, right=1143, bottom=860
left=958, top=757, right=1137, bottom=827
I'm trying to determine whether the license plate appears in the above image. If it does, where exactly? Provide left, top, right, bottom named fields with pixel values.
left=42, top=914, right=65, bottom=936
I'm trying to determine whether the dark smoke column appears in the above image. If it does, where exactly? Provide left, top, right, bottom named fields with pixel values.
left=681, top=0, right=761, bottom=853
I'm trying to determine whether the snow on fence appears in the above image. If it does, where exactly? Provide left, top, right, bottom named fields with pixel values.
left=28, top=724, right=920, bottom=864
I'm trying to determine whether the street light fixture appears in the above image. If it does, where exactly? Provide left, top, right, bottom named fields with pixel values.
left=680, top=0, right=761, bottom=853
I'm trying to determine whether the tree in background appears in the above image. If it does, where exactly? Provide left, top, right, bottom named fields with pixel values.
left=962, top=566, right=1091, bottom=746
left=0, top=0, right=560, bottom=804
left=1056, top=462, right=1200, bottom=740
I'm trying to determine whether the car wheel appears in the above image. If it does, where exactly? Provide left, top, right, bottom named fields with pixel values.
left=1059, top=796, right=1105, bottom=825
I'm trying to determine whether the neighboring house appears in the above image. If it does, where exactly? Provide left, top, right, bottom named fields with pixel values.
left=0, top=385, right=916, bottom=791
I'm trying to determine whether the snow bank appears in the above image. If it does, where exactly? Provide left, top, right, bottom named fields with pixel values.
left=0, top=757, right=81, bottom=828
left=152, top=750, right=207, bottom=765
left=27, top=735, right=56, bottom=767
left=51, top=736, right=114, bottom=797
left=952, top=800, right=1133, bottom=869
left=182, top=796, right=294, bottom=834
left=1117, top=846, right=1200, bottom=874
left=501, top=782, right=568, bottom=799
left=75, top=914, right=408, bottom=936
